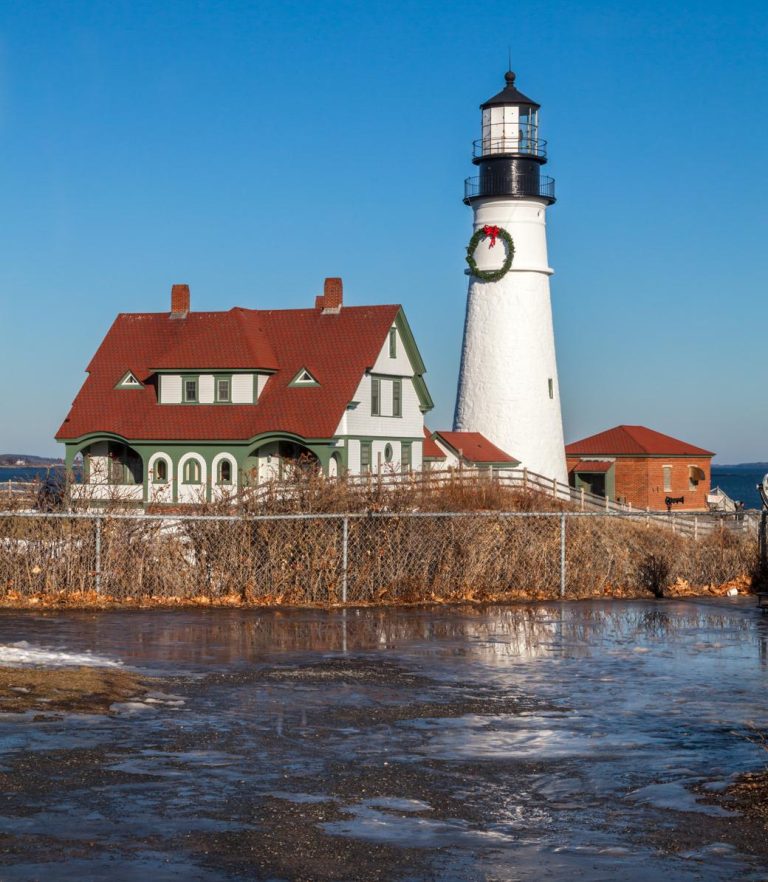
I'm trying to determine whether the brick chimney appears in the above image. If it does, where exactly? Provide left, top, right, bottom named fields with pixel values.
left=316, top=277, right=343, bottom=314
left=170, top=284, right=190, bottom=319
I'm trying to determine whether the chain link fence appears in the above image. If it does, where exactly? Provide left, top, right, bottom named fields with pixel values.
left=0, top=510, right=758, bottom=604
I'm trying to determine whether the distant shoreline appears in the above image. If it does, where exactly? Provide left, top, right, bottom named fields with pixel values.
left=0, top=464, right=63, bottom=469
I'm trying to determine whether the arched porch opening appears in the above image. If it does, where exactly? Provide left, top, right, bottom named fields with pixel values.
left=245, top=438, right=321, bottom=485
left=72, top=438, right=145, bottom=502
left=82, top=439, right=143, bottom=486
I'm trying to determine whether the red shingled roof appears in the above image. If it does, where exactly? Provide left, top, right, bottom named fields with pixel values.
left=565, top=425, right=714, bottom=458
left=57, top=305, right=400, bottom=441
left=422, top=427, right=447, bottom=460
left=434, top=431, right=519, bottom=464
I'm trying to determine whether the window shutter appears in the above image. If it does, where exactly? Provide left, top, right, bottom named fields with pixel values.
left=393, top=379, right=402, bottom=417
left=360, top=441, right=372, bottom=472
left=401, top=442, right=411, bottom=473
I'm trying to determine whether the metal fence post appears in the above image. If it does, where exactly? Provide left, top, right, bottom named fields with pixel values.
left=559, top=512, right=566, bottom=598
left=341, top=516, right=349, bottom=604
left=94, top=516, right=102, bottom=594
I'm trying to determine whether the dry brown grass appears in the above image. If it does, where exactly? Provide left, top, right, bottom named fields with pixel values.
left=0, top=470, right=757, bottom=607
left=0, top=667, right=149, bottom=714
left=0, top=506, right=757, bottom=608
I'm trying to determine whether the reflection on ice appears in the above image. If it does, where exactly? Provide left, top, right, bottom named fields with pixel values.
left=0, top=600, right=764, bottom=881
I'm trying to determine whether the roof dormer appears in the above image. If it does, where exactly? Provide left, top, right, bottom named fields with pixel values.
left=290, top=368, right=319, bottom=387
left=115, top=371, right=143, bottom=389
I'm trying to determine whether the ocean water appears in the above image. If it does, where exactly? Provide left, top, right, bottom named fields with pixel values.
left=0, top=466, right=65, bottom=484
left=710, top=467, right=766, bottom=510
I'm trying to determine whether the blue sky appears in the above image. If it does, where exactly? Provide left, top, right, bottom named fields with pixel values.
left=1, top=0, right=766, bottom=462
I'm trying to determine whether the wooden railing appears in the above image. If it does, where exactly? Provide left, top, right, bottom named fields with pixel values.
left=240, top=466, right=759, bottom=540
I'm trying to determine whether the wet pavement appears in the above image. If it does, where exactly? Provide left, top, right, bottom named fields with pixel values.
left=0, top=599, right=766, bottom=880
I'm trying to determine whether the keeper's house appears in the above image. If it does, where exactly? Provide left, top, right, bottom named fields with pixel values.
left=565, top=425, right=714, bottom=511
left=57, top=279, right=441, bottom=505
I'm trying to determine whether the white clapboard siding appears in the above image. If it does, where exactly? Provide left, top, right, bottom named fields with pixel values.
left=161, top=375, right=182, bottom=404
left=347, top=440, right=361, bottom=473
left=256, top=374, right=270, bottom=399
left=371, top=327, right=412, bottom=376
left=199, top=375, right=215, bottom=403
left=232, top=374, right=253, bottom=403
left=339, top=374, right=423, bottom=438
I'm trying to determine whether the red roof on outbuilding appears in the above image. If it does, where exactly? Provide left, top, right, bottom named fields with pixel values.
left=57, top=305, right=401, bottom=442
left=565, top=425, right=714, bottom=458
left=434, top=431, right=519, bottom=464
left=422, top=427, right=447, bottom=460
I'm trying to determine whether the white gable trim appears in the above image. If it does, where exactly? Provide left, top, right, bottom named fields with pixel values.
left=290, top=367, right=319, bottom=386
left=115, top=371, right=143, bottom=389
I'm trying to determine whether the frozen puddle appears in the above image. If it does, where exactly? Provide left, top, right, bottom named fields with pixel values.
left=0, top=601, right=763, bottom=881
left=626, top=782, right=736, bottom=817
left=0, top=641, right=122, bottom=668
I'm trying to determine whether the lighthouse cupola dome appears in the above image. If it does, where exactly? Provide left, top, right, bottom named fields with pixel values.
left=480, top=70, right=541, bottom=110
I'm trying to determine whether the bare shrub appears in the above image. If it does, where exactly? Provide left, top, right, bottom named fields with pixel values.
left=0, top=468, right=760, bottom=606
left=637, top=554, right=671, bottom=598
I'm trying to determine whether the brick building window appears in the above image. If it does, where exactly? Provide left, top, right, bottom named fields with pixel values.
left=689, top=465, right=705, bottom=491
left=662, top=465, right=672, bottom=493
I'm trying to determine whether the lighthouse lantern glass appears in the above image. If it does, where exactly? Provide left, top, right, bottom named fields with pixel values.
left=481, top=106, right=539, bottom=157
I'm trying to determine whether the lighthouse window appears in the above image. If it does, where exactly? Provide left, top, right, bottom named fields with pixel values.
left=548, top=378, right=554, bottom=399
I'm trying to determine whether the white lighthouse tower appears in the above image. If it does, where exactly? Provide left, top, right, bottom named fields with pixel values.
left=454, top=70, right=567, bottom=484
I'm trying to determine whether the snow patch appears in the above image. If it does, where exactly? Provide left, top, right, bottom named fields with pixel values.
left=0, top=641, right=122, bottom=668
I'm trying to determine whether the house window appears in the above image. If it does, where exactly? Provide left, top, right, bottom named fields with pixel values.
left=389, top=328, right=397, bottom=358
left=183, top=459, right=202, bottom=484
left=153, top=459, right=168, bottom=484
left=401, top=442, right=412, bottom=473
left=384, top=443, right=393, bottom=463
left=108, top=455, right=126, bottom=484
left=217, top=459, right=232, bottom=485
left=393, top=379, right=402, bottom=417
left=360, top=441, right=372, bottom=473
left=371, top=378, right=381, bottom=416
left=184, top=378, right=198, bottom=403
left=216, top=377, right=230, bottom=402
left=662, top=465, right=672, bottom=493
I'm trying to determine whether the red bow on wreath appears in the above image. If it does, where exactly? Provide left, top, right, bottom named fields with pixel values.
left=483, top=225, right=500, bottom=248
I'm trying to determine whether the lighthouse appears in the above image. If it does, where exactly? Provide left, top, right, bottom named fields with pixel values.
left=453, top=70, right=567, bottom=484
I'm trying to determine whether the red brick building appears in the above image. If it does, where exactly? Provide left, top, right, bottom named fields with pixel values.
left=565, top=425, right=714, bottom=511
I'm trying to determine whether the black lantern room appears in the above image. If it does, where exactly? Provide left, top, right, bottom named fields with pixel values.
left=464, top=71, right=556, bottom=205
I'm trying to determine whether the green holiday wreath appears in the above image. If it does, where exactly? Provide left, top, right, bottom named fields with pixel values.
left=465, top=225, right=515, bottom=282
